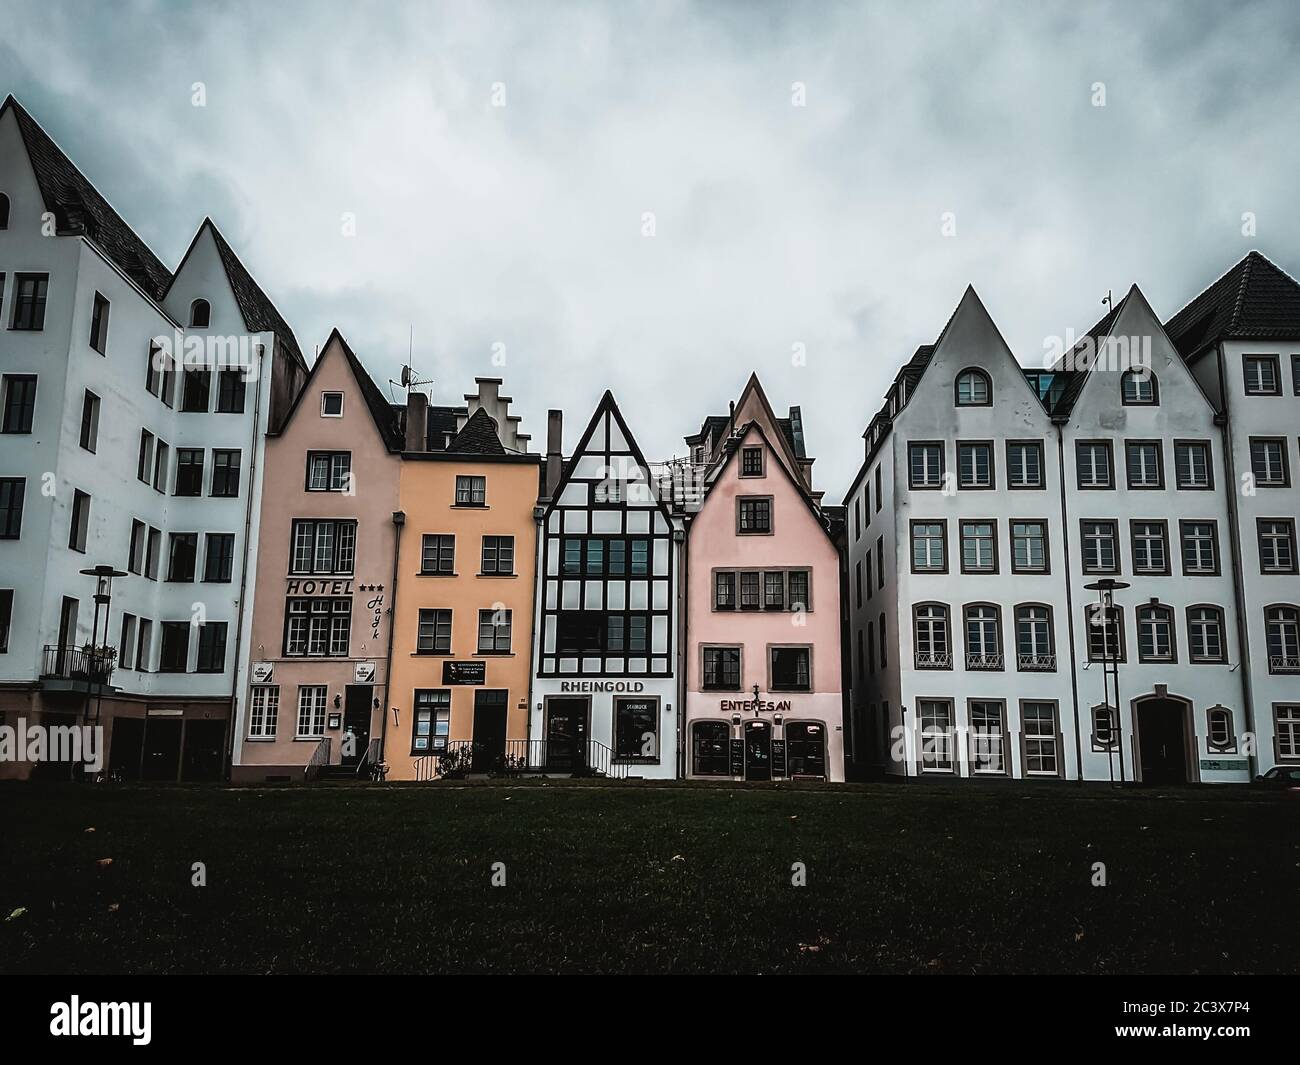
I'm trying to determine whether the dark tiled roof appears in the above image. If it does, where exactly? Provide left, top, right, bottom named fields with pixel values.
left=202, top=220, right=305, bottom=369
left=1042, top=298, right=1126, bottom=417
left=3, top=94, right=171, bottom=299
left=447, top=407, right=506, bottom=455
left=1163, top=251, right=1300, bottom=360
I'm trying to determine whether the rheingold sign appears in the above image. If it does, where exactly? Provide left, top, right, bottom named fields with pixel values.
left=559, top=680, right=646, bottom=693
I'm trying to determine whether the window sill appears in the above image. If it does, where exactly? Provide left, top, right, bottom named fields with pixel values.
left=412, top=650, right=453, bottom=657
left=244, top=736, right=278, bottom=743
left=451, top=504, right=489, bottom=510
left=416, top=572, right=458, bottom=578
left=478, top=573, right=517, bottom=578
left=293, top=736, right=325, bottom=742
left=474, top=651, right=515, bottom=657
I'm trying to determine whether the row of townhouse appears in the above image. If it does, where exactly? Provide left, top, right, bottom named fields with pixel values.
left=229, top=336, right=847, bottom=783
left=843, top=257, right=1300, bottom=784
left=0, top=95, right=306, bottom=780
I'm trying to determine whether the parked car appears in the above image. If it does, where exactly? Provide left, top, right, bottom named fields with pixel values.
left=1252, top=765, right=1300, bottom=789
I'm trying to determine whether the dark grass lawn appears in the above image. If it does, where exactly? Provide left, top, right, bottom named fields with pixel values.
left=0, top=779, right=1295, bottom=974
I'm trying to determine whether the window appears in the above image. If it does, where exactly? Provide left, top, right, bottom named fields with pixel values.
left=137, top=430, right=154, bottom=483
left=1021, top=702, right=1060, bottom=776
left=128, top=520, right=145, bottom=574
left=615, top=698, right=659, bottom=763
left=481, top=535, right=514, bottom=575
left=248, top=685, right=279, bottom=738
left=418, top=609, right=453, bottom=653
left=306, top=451, right=351, bottom=492
left=909, top=442, right=944, bottom=489
left=68, top=490, right=90, bottom=552
left=1188, top=606, right=1226, bottom=664
left=955, top=368, right=991, bottom=406
left=1006, top=441, right=1044, bottom=488
left=788, top=570, right=809, bottom=611
left=919, top=700, right=954, bottom=772
left=1294, top=354, right=1300, bottom=396
left=1275, top=705, right=1300, bottom=760
left=1125, top=441, right=1164, bottom=489
left=703, top=646, right=741, bottom=690
left=152, top=440, right=169, bottom=492
left=693, top=721, right=730, bottom=776
left=1010, top=520, right=1048, bottom=573
left=421, top=534, right=455, bottom=574
left=204, top=533, right=235, bottom=583
left=78, top=390, right=99, bottom=452
left=175, top=449, right=204, bottom=496
left=167, top=533, right=198, bottom=582
left=411, top=690, right=451, bottom=752
left=196, top=622, right=228, bottom=673
left=1174, top=441, right=1212, bottom=489
left=11, top=273, right=48, bottom=330
left=1206, top=707, right=1235, bottom=752
left=957, top=442, right=994, bottom=489
left=914, top=604, right=951, bottom=669
left=296, top=685, right=328, bottom=738
left=714, top=571, right=735, bottom=610
left=1085, top=603, right=1125, bottom=662
left=290, top=519, right=357, bottom=575
left=477, top=608, right=512, bottom=653
left=1120, top=368, right=1157, bottom=404
left=0, top=478, right=25, bottom=539
left=1081, top=520, right=1119, bottom=574
left=118, top=614, right=136, bottom=669
left=875, top=466, right=882, bottom=510
left=1092, top=705, right=1118, bottom=751
left=737, top=497, right=772, bottom=533
left=1015, top=604, right=1055, bottom=671
left=284, top=598, right=351, bottom=657
left=161, top=355, right=177, bottom=408
left=1249, top=437, right=1289, bottom=486
left=455, top=475, right=486, bottom=506
left=145, top=527, right=160, bottom=580
left=969, top=701, right=1006, bottom=774
left=320, top=391, right=344, bottom=417
left=0, top=588, right=11, bottom=653
left=158, top=622, right=190, bottom=673
left=1243, top=354, right=1281, bottom=395
left=1258, top=519, right=1297, bottom=574
left=853, top=499, right=861, bottom=541
left=1136, top=604, right=1176, bottom=662
left=146, top=343, right=164, bottom=397
left=2, top=375, right=36, bottom=433
left=963, top=604, right=1003, bottom=670
left=770, top=646, right=811, bottom=691
left=858, top=555, right=868, bottom=606
left=135, top=619, right=153, bottom=671
left=960, top=520, right=997, bottom=573
left=909, top=517, right=951, bottom=569
left=876, top=535, right=884, bottom=587
left=211, top=449, right=241, bottom=497
left=879, top=612, right=887, bottom=668
left=763, top=571, right=785, bottom=610
left=189, top=299, right=211, bottom=328
left=0, top=193, right=8, bottom=228
left=1265, top=606, right=1300, bottom=673
left=182, top=368, right=211, bottom=412
left=740, top=447, right=764, bottom=476
left=216, top=368, right=246, bottom=413
left=1179, top=521, right=1218, bottom=575
left=88, top=292, right=110, bottom=353
left=1075, top=439, right=1116, bottom=490
left=1130, top=521, right=1170, bottom=575
left=739, top=571, right=760, bottom=609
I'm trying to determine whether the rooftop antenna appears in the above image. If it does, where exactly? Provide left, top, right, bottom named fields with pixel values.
left=1101, top=289, right=1113, bottom=310
left=390, top=327, right=435, bottom=396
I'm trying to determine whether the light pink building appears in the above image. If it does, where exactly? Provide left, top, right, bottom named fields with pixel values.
left=683, top=376, right=845, bottom=780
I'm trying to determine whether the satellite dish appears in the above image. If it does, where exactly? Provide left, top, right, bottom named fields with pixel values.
left=400, top=365, right=412, bottom=387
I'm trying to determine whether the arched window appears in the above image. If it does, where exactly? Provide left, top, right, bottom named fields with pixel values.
left=1187, top=605, right=1225, bottom=663
left=189, top=298, right=211, bottom=328
left=692, top=721, right=730, bottom=776
left=913, top=603, right=951, bottom=669
left=1121, top=368, right=1158, bottom=405
left=1014, top=603, right=1055, bottom=671
left=1264, top=605, right=1300, bottom=673
left=1206, top=707, right=1235, bottom=752
left=1136, top=603, right=1176, bottom=662
left=955, top=368, right=992, bottom=406
left=963, top=603, right=1002, bottom=670
left=0, top=193, right=9, bottom=229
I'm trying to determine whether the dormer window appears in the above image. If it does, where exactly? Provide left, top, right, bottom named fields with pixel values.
left=321, top=391, right=344, bottom=417
left=740, top=446, right=764, bottom=477
left=189, top=299, right=211, bottom=328
left=1121, top=368, right=1158, bottom=405
left=0, top=193, right=9, bottom=229
left=955, top=368, right=991, bottom=406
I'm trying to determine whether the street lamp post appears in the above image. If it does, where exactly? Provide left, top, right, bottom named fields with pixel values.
left=79, top=565, right=127, bottom=732
left=1086, top=578, right=1129, bottom=787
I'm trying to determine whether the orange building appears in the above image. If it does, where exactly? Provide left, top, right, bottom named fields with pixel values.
left=384, top=391, right=541, bottom=780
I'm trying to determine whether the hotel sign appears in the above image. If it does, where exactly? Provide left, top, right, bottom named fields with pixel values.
left=285, top=579, right=352, bottom=596
left=444, top=661, right=486, bottom=686
left=559, top=680, right=646, bottom=693
left=719, top=698, right=792, bottom=713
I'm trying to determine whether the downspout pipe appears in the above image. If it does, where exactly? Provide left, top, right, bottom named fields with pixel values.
left=1054, top=419, right=1085, bottom=782
left=377, top=509, right=405, bottom=767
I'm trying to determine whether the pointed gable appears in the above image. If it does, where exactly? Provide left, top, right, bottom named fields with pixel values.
left=1164, top=250, right=1300, bottom=361
left=448, top=407, right=507, bottom=455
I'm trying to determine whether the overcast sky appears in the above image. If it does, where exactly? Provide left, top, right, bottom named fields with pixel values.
left=7, top=0, right=1300, bottom=494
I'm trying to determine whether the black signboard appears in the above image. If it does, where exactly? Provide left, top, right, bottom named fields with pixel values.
left=771, top=739, right=787, bottom=778
left=729, top=738, right=745, bottom=777
left=442, top=661, right=486, bottom=685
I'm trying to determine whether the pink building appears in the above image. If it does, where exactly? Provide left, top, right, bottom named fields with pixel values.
left=683, top=376, right=845, bottom=780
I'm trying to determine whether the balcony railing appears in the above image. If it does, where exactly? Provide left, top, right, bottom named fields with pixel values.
left=915, top=650, right=952, bottom=670
left=1018, top=652, right=1057, bottom=672
left=966, top=652, right=1004, bottom=671
left=41, top=645, right=116, bottom=684
left=412, top=738, right=630, bottom=781
left=1269, top=654, right=1300, bottom=674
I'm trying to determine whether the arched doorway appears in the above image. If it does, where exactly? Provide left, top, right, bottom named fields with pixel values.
left=1134, top=696, right=1192, bottom=785
left=744, top=720, right=771, bottom=781
left=786, top=721, right=827, bottom=778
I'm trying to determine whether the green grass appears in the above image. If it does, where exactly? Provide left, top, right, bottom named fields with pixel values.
left=1, top=780, right=1295, bottom=974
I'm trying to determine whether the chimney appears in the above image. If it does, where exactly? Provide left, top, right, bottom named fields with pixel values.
left=545, top=409, right=563, bottom=497
left=405, top=391, right=428, bottom=452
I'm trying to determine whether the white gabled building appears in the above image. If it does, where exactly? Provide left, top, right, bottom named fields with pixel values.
left=531, top=391, right=682, bottom=778
left=0, top=96, right=304, bottom=781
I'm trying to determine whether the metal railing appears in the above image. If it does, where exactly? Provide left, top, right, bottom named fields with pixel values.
left=412, top=738, right=630, bottom=780
left=1017, top=652, right=1057, bottom=672
left=1269, top=654, right=1300, bottom=673
left=41, top=644, right=115, bottom=683
left=915, top=650, right=952, bottom=670
left=304, top=737, right=331, bottom=781
left=965, top=652, right=1004, bottom=671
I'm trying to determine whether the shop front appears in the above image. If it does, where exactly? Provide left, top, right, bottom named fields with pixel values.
left=686, top=692, right=839, bottom=781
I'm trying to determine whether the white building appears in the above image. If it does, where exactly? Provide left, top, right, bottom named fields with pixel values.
left=0, top=96, right=304, bottom=780
left=530, top=392, right=682, bottom=778
left=843, top=279, right=1255, bottom=783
